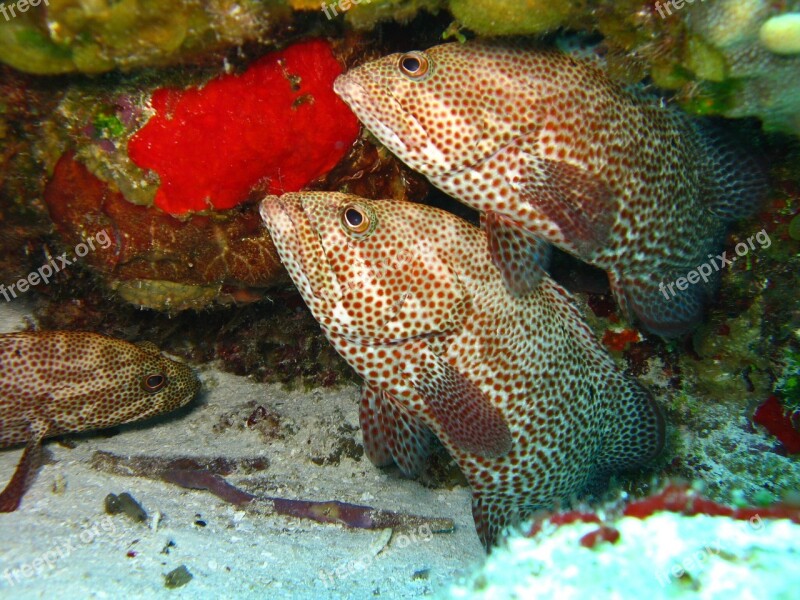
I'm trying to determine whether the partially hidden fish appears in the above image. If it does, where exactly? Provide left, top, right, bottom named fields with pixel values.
left=333, top=41, right=768, bottom=336
left=260, top=191, right=664, bottom=548
left=0, top=331, right=200, bottom=511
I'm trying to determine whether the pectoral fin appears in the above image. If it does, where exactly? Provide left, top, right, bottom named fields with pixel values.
left=406, top=341, right=512, bottom=459
left=380, top=390, right=434, bottom=477
left=484, top=211, right=551, bottom=296
left=0, top=420, right=48, bottom=512
left=519, top=155, right=617, bottom=259
left=359, top=384, right=394, bottom=468
left=359, top=383, right=433, bottom=477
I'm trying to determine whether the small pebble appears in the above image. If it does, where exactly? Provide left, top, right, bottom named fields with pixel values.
left=164, top=565, right=193, bottom=589
left=105, top=492, right=148, bottom=523
left=412, top=569, right=430, bottom=581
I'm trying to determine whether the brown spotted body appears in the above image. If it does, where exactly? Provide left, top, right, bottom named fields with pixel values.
left=334, top=41, right=767, bottom=336
left=261, top=192, right=664, bottom=548
left=0, top=331, right=199, bottom=511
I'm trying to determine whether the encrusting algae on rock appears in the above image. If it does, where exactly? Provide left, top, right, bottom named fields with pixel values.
left=260, top=191, right=664, bottom=548
left=0, top=331, right=199, bottom=511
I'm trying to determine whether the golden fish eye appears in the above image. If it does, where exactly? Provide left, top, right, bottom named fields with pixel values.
left=398, top=52, right=429, bottom=79
left=341, top=204, right=370, bottom=234
left=142, top=373, right=167, bottom=393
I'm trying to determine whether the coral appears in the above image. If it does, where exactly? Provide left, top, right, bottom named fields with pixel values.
left=685, top=298, right=771, bottom=401
left=670, top=402, right=800, bottom=501
left=684, top=0, right=800, bottom=134
left=44, top=154, right=288, bottom=311
left=127, top=39, right=359, bottom=215
left=0, top=0, right=291, bottom=74
left=759, top=12, right=800, bottom=55
left=448, top=483, right=800, bottom=598
left=343, top=0, right=579, bottom=34
left=344, top=0, right=444, bottom=30
left=448, top=0, right=578, bottom=35
left=753, top=395, right=800, bottom=454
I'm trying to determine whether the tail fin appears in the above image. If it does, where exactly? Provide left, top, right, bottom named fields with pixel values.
left=472, top=492, right=523, bottom=550
left=596, top=369, right=665, bottom=475
left=610, top=268, right=719, bottom=337
left=694, top=118, right=770, bottom=222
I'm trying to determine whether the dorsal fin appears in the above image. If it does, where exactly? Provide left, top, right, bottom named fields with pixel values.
left=693, top=119, right=769, bottom=221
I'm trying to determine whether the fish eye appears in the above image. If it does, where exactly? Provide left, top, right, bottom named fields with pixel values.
left=142, top=373, right=167, bottom=393
left=398, top=52, right=429, bottom=79
left=341, top=204, right=371, bottom=235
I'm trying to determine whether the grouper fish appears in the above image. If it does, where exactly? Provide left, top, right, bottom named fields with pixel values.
left=0, top=331, right=200, bottom=511
left=333, top=41, right=768, bottom=337
left=260, top=191, right=664, bottom=548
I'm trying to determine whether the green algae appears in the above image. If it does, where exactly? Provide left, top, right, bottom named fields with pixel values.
left=345, top=0, right=443, bottom=30
left=790, top=214, right=800, bottom=241
left=684, top=36, right=728, bottom=82
left=93, top=113, right=125, bottom=139
left=0, top=22, right=76, bottom=74
left=777, top=348, right=800, bottom=407
left=448, top=0, right=577, bottom=35
left=0, top=0, right=291, bottom=74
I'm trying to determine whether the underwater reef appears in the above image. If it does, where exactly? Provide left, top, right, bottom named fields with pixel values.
left=0, top=0, right=798, bottom=596
left=447, top=483, right=800, bottom=598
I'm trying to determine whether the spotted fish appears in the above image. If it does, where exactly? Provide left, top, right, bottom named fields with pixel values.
left=260, top=191, right=664, bottom=548
left=333, top=41, right=768, bottom=336
left=0, top=331, right=200, bottom=511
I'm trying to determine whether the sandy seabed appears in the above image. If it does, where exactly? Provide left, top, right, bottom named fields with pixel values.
left=0, top=302, right=485, bottom=599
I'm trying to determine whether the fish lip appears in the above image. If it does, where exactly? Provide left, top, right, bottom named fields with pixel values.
left=336, top=67, right=496, bottom=179
left=335, top=71, right=443, bottom=173
left=260, top=194, right=342, bottom=312
left=334, top=74, right=410, bottom=152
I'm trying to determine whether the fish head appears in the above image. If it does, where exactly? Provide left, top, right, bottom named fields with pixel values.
left=260, top=192, right=467, bottom=344
left=91, top=341, right=201, bottom=425
left=334, top=41, right=559, bottom=179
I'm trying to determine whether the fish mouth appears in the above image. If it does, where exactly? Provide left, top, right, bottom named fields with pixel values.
left=334, top=71, right=450, bottom=174
left=335, top=70, right=496, bottom=178
left=259, top=194, right=342, bottom=319
left=334, top=74, right=411, bottom=155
